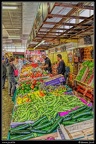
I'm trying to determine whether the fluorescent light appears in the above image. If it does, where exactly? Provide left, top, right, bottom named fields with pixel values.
left=9, top=36, right=20, bottom=38
left=8, top=36, right=20, bottom=39
left=2, top=6, right=18, bottom=10
left=3, top=28, right=20, bottom=30
left=33, top=40, right=45, bottom=49
left=8, top=37, right=20, bottom=40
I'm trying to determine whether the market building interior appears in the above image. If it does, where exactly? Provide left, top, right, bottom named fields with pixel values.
left=2, top=2, right=94, bottom=140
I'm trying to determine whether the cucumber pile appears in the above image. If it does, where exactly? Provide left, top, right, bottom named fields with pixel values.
left=9, top=114, right=63, bottom=140
left=9, top=105, right=93, bottom=140
left=62, top=105, right=93, bottom=126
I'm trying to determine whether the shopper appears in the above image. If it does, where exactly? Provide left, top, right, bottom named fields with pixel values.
left=7, top=57, right=17, bottom=97
left=57, top=54, right=65, bottom=76
left=41, top=54, right=52, bottom=73
left=22, top=57, right=30, bottom=65
left=2, top=58, right=7, bottom=89
left=14, top=56, right=23, bottom=75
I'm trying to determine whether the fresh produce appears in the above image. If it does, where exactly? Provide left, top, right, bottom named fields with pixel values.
left=76, top=66, right=87, bottom=81
left=10, top=132, right=37, bottom=140
left=72, top=111, right=93, bottom=119
left=16, top=83, right=31, bottom=95
left=10, top=130, right=31, bottom=135
left=12, top=95, right=84, bottom=122
left=16, top=90, right=46, bottom=105
left=9, top=124, right=31, bottom=132
left=77, top=115, right=93, bottom=122
left=31, top=116, right=47, bottom=127
left=34, top=120, right=54, bottom=130
left=62, top=120, right=76, bottom=126
left=69, top=105, right=87, bottom=116
left=47, top=117, right=63, bottom=133
left=10, top=105, right=93, bottom=140
left=17, top=80, right=43, bottom=96
left=82, top=61, right=94, bottom=67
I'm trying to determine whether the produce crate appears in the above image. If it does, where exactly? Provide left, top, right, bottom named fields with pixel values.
left=65, top=119, right=94, bottom=133
left=56, top=119, right=94, bottom=140
left=44, top=74, right=65, bottom=86
left=80, top=67, right=88, bottom=82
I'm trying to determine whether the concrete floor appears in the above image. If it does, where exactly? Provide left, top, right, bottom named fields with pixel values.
left=2, top=80, right=14, bottom=140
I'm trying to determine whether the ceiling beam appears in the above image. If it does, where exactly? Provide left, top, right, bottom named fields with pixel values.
left=36, top=36, right=57, bottom=39
left=55, top=2, right=94, bottom=10
left=37, top=34, right=57, bottom=37
left=70, top=26, right=93, bottom=38
left=39, top=31, right=62, bottom=33
left=48, top=14, right=88, bottom=19
left=40, top=27, right=68, bottom=30
left=44, top=21, right=75, bottom=26
left=41, top=2, right=85, bottom=40
left=43, top=21, right=93, bottom=27
left=57, top=15, right=94, bottom=37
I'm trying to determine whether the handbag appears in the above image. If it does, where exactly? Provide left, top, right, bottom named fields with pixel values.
left=14, top=69, right=18, bottom=77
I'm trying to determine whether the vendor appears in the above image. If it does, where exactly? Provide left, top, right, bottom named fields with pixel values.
left=41, top=54, right=52, bottom=73
left=57, top=54, right=65, bottom=76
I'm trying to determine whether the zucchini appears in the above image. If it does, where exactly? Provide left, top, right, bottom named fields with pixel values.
left=69, top=105, right=87, bottom=116
left=10, top=134, right=25, bottom=140
left=62, top=120, right=76, bottom=126
left=72, top=111, right=93, bottom=119
left=31, top=116, right=47, bottom=127
left=63, top=116, right=72, bottom=122
left=77, top=115, right=93, bottom=122
left=83, top=106, right=92, bottom=112
left=10, top=130, right=31, bottom=135
left=11, top=132, right=35, bottom=140
left=9, top=124, right=31, bottom=132
left=37, top=118, right=49, bottom=126
left=29, top=129, right=47, bottom=134
left=47, top=117, right=63, bottom=133
left=34, top=120, right=54, bottom=130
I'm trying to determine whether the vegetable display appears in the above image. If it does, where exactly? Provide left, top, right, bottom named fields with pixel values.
left=16, top=85, right=72, bottom=105
left=12, top=95, right=84, bottom=122
left=9, top=105, right=93, bottom=140
left=8, top=61, right=94, bottom=140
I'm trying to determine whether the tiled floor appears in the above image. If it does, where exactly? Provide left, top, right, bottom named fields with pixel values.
left=2, top=80, right=14, bottom=140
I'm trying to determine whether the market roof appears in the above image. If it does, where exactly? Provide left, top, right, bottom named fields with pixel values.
left=2, top=2, right=94, bottom=51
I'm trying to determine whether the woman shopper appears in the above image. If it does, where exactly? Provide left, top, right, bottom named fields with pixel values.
left=7, top=57, right=17, bottom=97
left=2, top=58, right=7, bottom=89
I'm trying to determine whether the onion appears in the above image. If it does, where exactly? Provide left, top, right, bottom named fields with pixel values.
left=46, top=137, right=55, bottom=140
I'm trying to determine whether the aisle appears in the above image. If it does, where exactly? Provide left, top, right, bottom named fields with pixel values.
left=2, top=80, right=14, bottom=140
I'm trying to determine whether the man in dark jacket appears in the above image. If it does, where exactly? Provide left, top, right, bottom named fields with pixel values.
left=2, top=58, right=7, bottom=89
left=41, top=54, right=52, bottom=73
left=57, top=54, right=65, bottom=76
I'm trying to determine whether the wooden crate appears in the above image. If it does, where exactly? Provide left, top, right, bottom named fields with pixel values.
left=62, top=119, right=94, bottom=140
left=65, top=119, right=94, bottom=133
left=30, top=132, right=58, bottom=140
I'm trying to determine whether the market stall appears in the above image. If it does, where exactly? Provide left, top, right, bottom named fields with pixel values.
left=7, top=61, right=94, bottom=140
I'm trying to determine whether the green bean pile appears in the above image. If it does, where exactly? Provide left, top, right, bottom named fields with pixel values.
left=12, top=95, right=84, bottom=122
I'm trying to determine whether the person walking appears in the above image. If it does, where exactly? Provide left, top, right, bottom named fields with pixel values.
left=7, top=57, right=17, bottom=97
left=2, top=58, right=7, bottom=89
